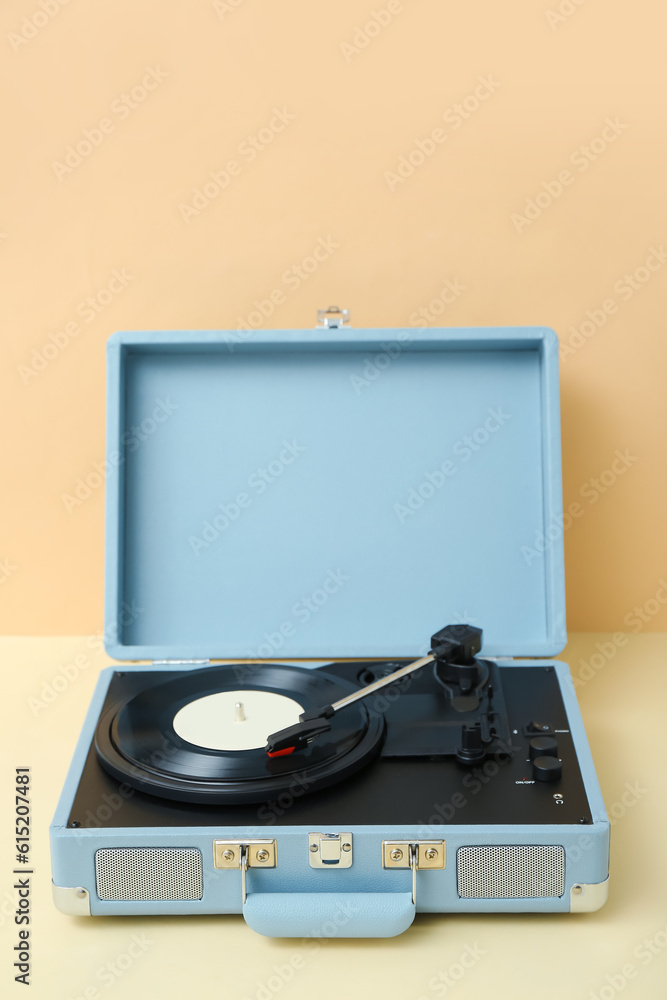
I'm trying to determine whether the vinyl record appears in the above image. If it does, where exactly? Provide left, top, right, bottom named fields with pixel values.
left=94, top=663, right=385, bottom=804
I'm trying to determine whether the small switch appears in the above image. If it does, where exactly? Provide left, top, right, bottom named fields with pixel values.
left=527, top=720, right=551, bottom=734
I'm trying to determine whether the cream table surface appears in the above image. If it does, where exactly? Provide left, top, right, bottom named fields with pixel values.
left=1, top=633, right=665, bottom=1000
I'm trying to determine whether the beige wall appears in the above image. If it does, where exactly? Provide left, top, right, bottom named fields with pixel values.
left=1, top=0, right=666, bottom=635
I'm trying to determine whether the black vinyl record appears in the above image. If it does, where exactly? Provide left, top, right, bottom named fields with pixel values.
left=94, top=663, right=385, bottom=804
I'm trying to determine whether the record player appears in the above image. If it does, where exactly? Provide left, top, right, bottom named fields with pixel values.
left=50, top=317, right=610, bottom=937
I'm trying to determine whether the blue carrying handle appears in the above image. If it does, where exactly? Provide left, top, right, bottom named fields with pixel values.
left=243, top=891, right=415, bottom=938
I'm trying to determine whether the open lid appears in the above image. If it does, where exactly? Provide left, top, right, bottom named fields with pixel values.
left=104, top=327, right=566, bottom=661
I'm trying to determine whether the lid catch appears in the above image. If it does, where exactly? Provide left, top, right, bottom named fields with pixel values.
left=317, top=306, right=350, bottom=329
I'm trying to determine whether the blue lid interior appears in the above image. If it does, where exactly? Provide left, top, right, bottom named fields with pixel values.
left=104, top=328, right=566, bottom=661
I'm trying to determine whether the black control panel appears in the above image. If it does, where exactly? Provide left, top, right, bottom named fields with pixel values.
left=69, top=661, right=592, bottom=829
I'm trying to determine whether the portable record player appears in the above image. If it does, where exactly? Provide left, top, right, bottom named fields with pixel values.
left=50, top=317, right=610, bottom=937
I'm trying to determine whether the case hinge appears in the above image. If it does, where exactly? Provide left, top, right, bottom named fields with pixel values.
left=151, top=659, right=210, bottom=666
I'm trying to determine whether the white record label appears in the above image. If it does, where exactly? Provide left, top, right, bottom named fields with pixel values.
left=172, top=690, right=304, bottom=752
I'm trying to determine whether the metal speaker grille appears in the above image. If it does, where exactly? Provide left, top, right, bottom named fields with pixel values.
left=95, top=848, right=203, bottom=901
left=457, top=845, right=565, bottom=899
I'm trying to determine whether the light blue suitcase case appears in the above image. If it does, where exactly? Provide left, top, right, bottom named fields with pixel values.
left=50, top=324, right=609, bottom=937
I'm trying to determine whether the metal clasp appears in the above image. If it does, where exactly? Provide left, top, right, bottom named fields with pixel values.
left=317, top=306, right=350, bottom=329
left=213, top=839, right=277, bottom=905
left=308, top=832, right=353, bottom=868
left=382, top=841, right=446, bottom=906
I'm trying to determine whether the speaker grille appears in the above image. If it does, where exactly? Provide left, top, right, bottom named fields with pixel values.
left=95, top=848, right=203, bottom=901
left=457, top=845, right=565, bottom=898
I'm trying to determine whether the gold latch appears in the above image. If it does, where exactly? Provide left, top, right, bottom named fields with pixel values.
left=382, top=841, right=446, bottom=905
left=382, top=841, right=446, bottom=870
left=213, top=840, right=277, bottom=904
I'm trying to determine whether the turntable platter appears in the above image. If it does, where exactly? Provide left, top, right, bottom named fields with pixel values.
left=94, top=663, right=385, bottom=804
